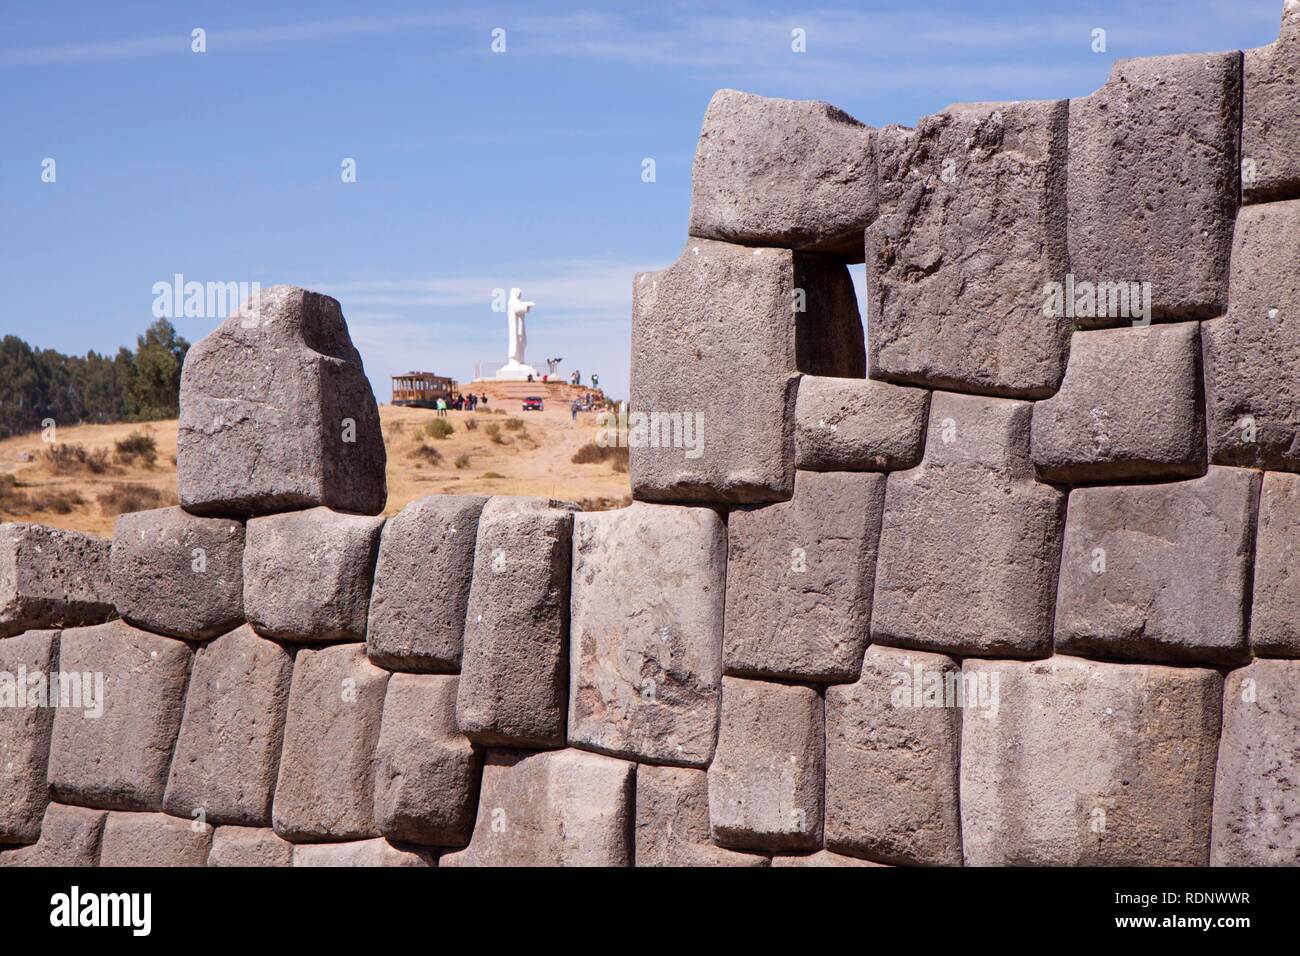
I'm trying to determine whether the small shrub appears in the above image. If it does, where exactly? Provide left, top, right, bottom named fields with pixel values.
left=463, top=417, right=478, bottom=431
left=485, top=423, right=507, bottom=445
left=423, top=418, right=454, bottom=440
left=410, top=443, right=443, bottom=465
left=114, top=430, right=158, bottom=467
left=98, top=483, right=172, bottom=516
left=572, top=443, right=629, bottom=472
left=503, top=417, right=526, bottom=432
left=482, top=471, right=506, bottom=479
left=43, top=443, right=113, bottom=475
left=454, top=454, right=471, bottom=469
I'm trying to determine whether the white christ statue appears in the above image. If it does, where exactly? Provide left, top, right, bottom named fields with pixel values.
left=497, top=288, right=540, bottom=380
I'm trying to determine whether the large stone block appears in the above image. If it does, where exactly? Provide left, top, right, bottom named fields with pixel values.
left=46, top=621, right=192, bottom=811
left=366, top=495, right=487, bottom=672
left=794, top=375, right=929, bottom=472
left=1054, top=466, right=1258, bottom=665
left=1203, top=200, right=1300, bottom=471
left=0, top=629, right=58, bottom=844
left=867, top=100, right=1070, bottom=397
left=441, top=749, right=635, bottom=867
left=635, top=765, right=766, bottom=867
left=0, top=523, right=112, bottom=638
left=630, top=239, right=864, bottom=505
left=688, top=89, right=878, bottom=261
left=825, top=646, right=962, bottom=866
left=871, top=392, right=1065, bottom=657
left=1068, top=52, right=1241, bottom=321
left=177, top=285, right=387, bottom=517
left=294, top=838, right=434, bottom=867
left=1250, top=471, right=1300, bottom=657
left=243, top=506, right=384, bottom=644
left=110, top=506, right=244, bottom=640
left=163, top=625, right=294, bottom=826
left=1243, top=2, right=1300, bottom=203
left=374, top=674, right=480, bottom=846
left=1212, top=659, right=1300, bottom=865
left=98, top=811, right=212, bottom=867
left=708, top=677, right=823, bottom=852
left=568, top=502, right=725, bottom=766
left=1031, top=324, right=1205, bottom=482
left=0, top=804, right=106, bottom=867
left=724, top=470, right=884, bottom=682
left=207, top=826, right=294, bottom=867
left=456, top=497, right=573, bottom=748
left=960, top=656, right=1222, bottom=866
left=272, top=643, right=389, bottom=841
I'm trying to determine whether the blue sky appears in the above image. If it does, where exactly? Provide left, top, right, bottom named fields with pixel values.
left=0, top=0, right=1286, bottom=402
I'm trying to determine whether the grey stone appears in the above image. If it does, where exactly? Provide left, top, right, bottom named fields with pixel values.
left=0, top=629, right=58, bottom=844
left=177, top=285, right=387, bottom=517
left=770, top=850, right=884, bottom=867
left=568, top=502, right=725, bottom=766
left=207, top=826, right=294, bottom=867
left=294, top=838, right=434, bottom=867
left=1243, top=2, right=1300, bottom=204
left=1250, top=471, right=1300, bottom=657
left=0, top=804, right=106, bottom=867
left=724, top=470, right=884, bottom=682
left=98, top=811, right=212, bottom=867
left=794, top=375, right=929, bottom=471
left=0, top=523, right=113, bottom=638
left=1054, top=466, right=1258, bottom=665
left=635, top=765, right=767, bottom=867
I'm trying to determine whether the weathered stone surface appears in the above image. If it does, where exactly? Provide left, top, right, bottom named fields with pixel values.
left=98, top=811, right=212, bottom=867
left=243, top=506, right=384, bottom=644
left=456, top=497, right=573, bottom=748
left=163, top=624, right=294, bottom=826
left=374, top=673, right=480, bottom=846
left=688, top=89, right=878, bottom=261
left=177, top=284, right=387, bottom=517
left=724, top=471, right=884, bottom=682
left=0, top=523, right=112, bottom=638
left=272, top=643, right=389, bottom=841
left=110, top=506, right=244, bottom=640
left=1203, top=200, right=1300, bottom=471
left=961, top=656, right=1222, bottom=866
left=1031, top=324, right=1205, bottom=482
left=871, top=392, right=1065, bottom=657
left=1243, top=2, right=1300, bottom=204
left=293, top=838, right=434, bottom=867
left=1054, top=466, right=1258, bottom=665
left=0, top=629, right=58, bottom=844
left=47, top=621, right=192, bottom=811
left=635, top=765, right=767, bottom=867
left=825, top=646, right=962, bottom=866
left=568, top=502, right=725, bottom=766
left=442, top=749, right=635, bottom=867
left=207, top=826, right=294, bottom=867
left=1068, top=52, right=1241, bottom=321
left=794, top=375, right=929, bottom=471
left=0, top=804, right=106, bottom=867
left=1250, top=472, right=1300, bottom=657
left=709, top=677, right=823, bottom=852
left=1212, top=659, right=1300, bottom=865
left=366, top=495, right=487, bottom=672
left=867, top=100, right=1070, bottom=397
left=630, top=239, right=863, bottom=505
left=770, top=850, right=884, bottom=867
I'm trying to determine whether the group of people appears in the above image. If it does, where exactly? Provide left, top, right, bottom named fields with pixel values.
left=433, top=392, right=489, bottom=416
left=526, top=370, right=599, bottom=388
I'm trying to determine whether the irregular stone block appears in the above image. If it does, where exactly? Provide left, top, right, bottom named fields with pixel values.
left=272, top=643, right=389, bottom=841
left=374, top=674, right=480, bottom=846
left=0, top=629, right=58, bottom=844
left=871, top=392, right=1065, bottom=657
left=47, top=621, right=192, bottom=811
left=1203, top=200, right=1300, bottom=471
left=207, top=826, right=294, bottom=867
left=110, top=506, right=244, bottom=640
left=441, top=749, right=635, bottom=867
left=98, top=811, right=212, bottom=867
left=456, top=497, right=573, bottom=748
left=1068, top=52, right=1241, bottom=321
left=177, top=284, right=387, bottom=517
left=0, top=523, right=112, bottom=638
left=0, top=804, right=106, bottom=867
left=1055, top=466, right=1258, bottom=665
left=770, top=850, right=884, bottom=867
left=1212, top=659, right=1300, bottom=865
left=568, top=502, right=725, bottom=766
left=1031, top=324, right=1205, bottom=482
left=825, top=646, right=962, bottom=866
left=1250, top=472, right=1300, bottom=657
left=630, top=239, right=864, bottom=505
left=794, top=375, right=929, bottom=472
left=163, top=624, right=294, bottom=826
left=867, top=100, right=1070, bottom=397
left=366, top=495, right=487, bottom=672
left=1243, top=2, right=1300, bottom=203
left=709, top=677, right=823, bottom=852
left=635, top=765, right=767, bottom=867
left=243, top=506, right=384, bottom=644
left=688, top=89, right=878, bottom=261
left=294, top=838, right=434, bottom=867
left=724, top=471, right=884, bottom=682
left=961, top=656, right=1221, bottom=866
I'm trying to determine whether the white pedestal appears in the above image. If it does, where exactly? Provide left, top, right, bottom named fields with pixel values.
left=495, top=360, right=540, bottom=381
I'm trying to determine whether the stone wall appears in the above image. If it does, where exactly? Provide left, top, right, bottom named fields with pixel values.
left=1, top=3, right=1297, bottom=867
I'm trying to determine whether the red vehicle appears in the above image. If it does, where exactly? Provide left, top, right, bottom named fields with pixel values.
left=522, top=396, right=544, bottom=411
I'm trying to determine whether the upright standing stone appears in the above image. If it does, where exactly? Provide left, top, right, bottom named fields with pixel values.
left=724, top=471, right=885, bottom=683
left=207, top=826, right=294, bottom=867
left=794, top=375, right=929, bottom=472
left=0, top=804, right=106, bottom=867
left=568, top=502, right=725, bottom=767
left=98, top=812, right=212, bottom=867
left=177, top=285, right=387, bottom=517
left=867, top=100, right=1069, bottom=397
left=294, top=839, right=434, bottom=867
left=635, top=766, right=766, bottom=867
left=0, top=523, right=112, bottom=638
left=0, top=629, right=59, bottom=844
left=1250, top=471, right=1300, bottom=657
left=1243, top=2, right=1300, bottom=204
